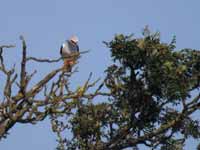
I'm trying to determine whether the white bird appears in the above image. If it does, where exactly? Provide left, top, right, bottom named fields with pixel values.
left=60, top=35, right=79, bottom=71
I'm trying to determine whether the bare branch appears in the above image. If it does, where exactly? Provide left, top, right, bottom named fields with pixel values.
left=13, top=68, right=62, bottom=101
left=0, top=45, right=16, bottom=98
left=26, top=50, right=90, bottom=63
left=0, top=45, right=15, bottom=74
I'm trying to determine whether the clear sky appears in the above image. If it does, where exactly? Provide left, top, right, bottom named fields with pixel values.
left=0, top=0, right=200, bottom=149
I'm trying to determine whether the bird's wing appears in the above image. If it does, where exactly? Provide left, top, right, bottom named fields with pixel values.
left=61, top=42, right=72, bottom=57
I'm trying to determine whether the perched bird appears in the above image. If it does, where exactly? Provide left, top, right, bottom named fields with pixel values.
left=60, top=35, right=79, bottom=72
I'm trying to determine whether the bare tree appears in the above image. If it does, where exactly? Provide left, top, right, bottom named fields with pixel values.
left=0, top=36, right=105, bottom=140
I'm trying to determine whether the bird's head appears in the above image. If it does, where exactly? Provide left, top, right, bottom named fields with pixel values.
left=69, top=35, right=79, bottom=44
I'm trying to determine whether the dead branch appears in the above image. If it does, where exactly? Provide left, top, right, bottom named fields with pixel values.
left=19, top=35, right=27, bottom=95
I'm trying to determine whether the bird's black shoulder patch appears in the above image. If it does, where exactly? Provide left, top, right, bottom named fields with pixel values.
left=60, top=45, right=63, bottom=55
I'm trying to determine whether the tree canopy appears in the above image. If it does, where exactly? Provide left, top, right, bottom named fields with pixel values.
left=1, top=28, right=200, bottom=150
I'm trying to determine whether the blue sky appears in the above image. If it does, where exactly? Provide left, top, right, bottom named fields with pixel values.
left=0, top=0, right=200, bottom=149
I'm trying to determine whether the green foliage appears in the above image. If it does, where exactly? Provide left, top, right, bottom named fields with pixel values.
left=160, top=138, right=184, bottom=150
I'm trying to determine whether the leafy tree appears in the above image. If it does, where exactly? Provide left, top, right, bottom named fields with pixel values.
left=53, top=28, right=200, bottom=150
left=1, top=28, right=200, bottom=150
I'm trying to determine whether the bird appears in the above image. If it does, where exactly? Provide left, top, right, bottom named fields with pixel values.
left=60, top=35, right=79, bottom=72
